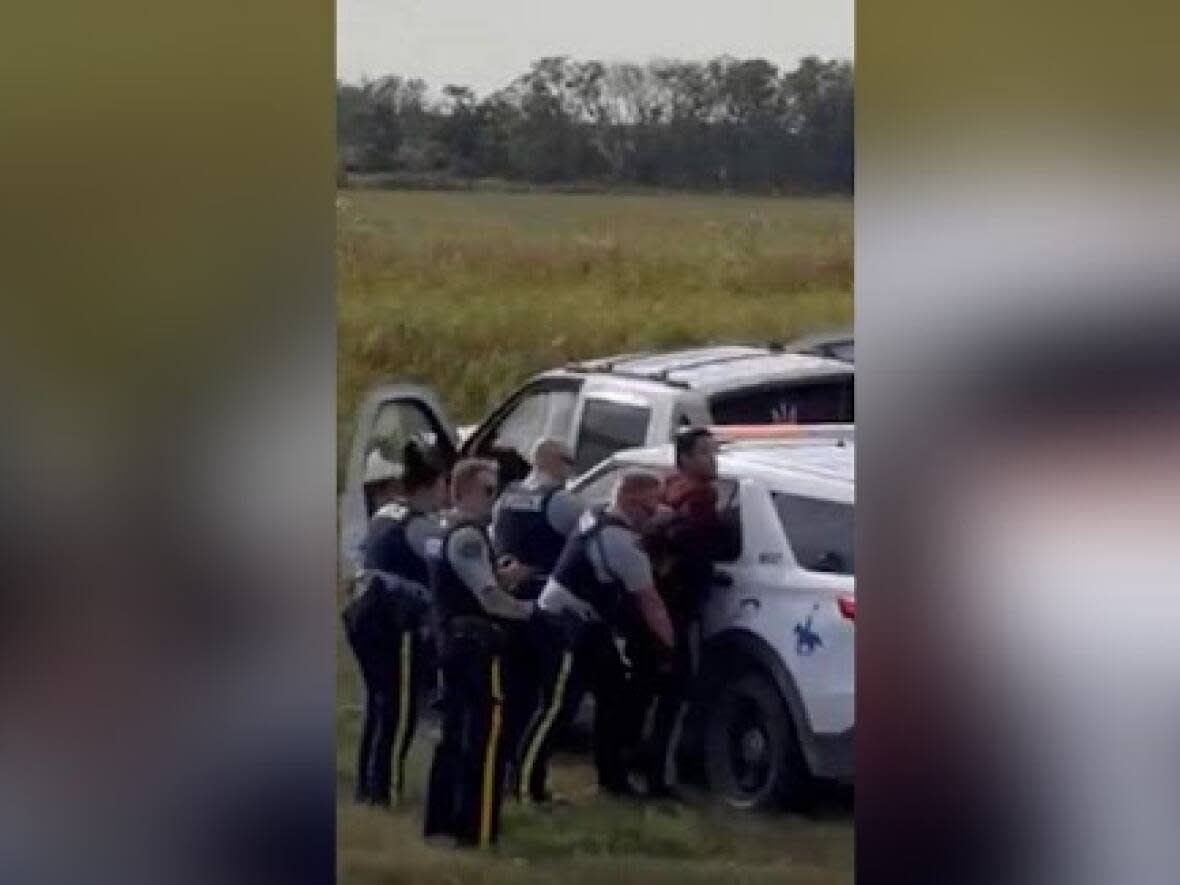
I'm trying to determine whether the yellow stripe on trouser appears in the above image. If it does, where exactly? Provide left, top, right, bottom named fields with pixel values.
left=519, top=650, right=572, bottom=803
left=392, top=630, right=412, bottom=798
left=479, top=655, right=504, bottom=848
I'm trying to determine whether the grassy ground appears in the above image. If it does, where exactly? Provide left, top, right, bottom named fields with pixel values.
left=336, top=189, right=854, bottom=880
left=337, top=636, right=853, bottom=884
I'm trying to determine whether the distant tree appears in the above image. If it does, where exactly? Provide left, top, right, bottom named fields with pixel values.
left=334, top=55, right=853, bottom=193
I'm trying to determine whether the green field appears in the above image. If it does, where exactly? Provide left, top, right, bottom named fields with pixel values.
left=336, top=189, right=853, bottom=882
left=337, top=189, right=852, bottom=455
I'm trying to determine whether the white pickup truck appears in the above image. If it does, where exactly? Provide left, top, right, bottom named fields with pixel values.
left=571, top=429, right=855, bottom=809
left=341, top=343, right=853, bottom=579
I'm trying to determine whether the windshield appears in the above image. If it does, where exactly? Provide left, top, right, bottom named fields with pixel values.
left=772, top=493, right=854, bottom=575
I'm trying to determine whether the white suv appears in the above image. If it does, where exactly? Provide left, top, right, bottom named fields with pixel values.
left=341, top=344, right=853, bottom=579
left=571, top=428, right=855, bottom=809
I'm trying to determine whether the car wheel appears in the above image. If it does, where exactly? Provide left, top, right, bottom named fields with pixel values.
left=705, top=671, right=810, bottom=810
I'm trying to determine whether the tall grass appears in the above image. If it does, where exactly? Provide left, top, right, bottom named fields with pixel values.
left=337, top=190, right=852, bottom=454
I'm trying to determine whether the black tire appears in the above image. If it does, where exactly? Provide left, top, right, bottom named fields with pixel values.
left=705, top=671, right=810, bottom=811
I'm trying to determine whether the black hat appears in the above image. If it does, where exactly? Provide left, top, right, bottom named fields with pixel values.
left=674, top=426, right=714, bottom=464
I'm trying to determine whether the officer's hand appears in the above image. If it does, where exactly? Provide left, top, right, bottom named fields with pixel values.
left=645, top=505, right=678, bottom=533
left=496, top=557, right=534, bottom=590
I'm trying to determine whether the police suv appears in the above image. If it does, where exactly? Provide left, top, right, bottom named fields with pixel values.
left=573, top=427, right=855, bottom=810
left=342, top=343, right=853, bottom=578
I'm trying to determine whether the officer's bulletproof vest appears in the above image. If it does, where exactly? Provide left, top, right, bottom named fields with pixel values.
left=427, top=516, right=493, bottom=626
left=550, top=509, right=634, bottom=629
left=492, top=482, right=567, bottom=574
left=362, top=502, right=431, bottom=587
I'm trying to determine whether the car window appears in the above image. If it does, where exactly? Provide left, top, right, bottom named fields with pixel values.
left=574, top=399, right=652, bottom=475
left=469, top=385, right=580, bottom=485
left=486, top=388, right=577, bottom=456
left=370, top=399, right=443, bottom=454
left=575, top=463, right=629, bottom=505
left=365, top=399, right=452, bottom=514
left=709, top=379, right=853, bottom=425
left=772, top=493, right=854, bottom=574
left=468, top=386, right=579, bottom=488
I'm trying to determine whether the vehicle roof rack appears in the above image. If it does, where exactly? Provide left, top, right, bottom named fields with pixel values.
left=608, top=368, right=692, bottom=389
left=562, top=360, right=693, bottom=389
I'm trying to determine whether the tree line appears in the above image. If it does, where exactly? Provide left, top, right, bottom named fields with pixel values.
left=337, top=55, right=853, bottom=193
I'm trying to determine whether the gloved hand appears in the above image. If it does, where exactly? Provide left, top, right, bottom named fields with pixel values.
left=496, top=555, right=536, bottom=591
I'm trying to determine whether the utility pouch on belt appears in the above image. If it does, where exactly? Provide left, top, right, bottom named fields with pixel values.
left=342, top=576, right=394, bottom=642
left=342, top=572, right=428, bottom=643
left=370, top=570, right=430, bottom=621
left=550, top=609, right=587, bottom=649
left=448, top=615, right=507, bottom=655
left=514, top=574, right=548, bottom=602
left=390, top=583, right=430, bottom=623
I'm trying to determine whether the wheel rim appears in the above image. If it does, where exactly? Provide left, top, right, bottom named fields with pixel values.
left=727, top=698, right=773, bottom=797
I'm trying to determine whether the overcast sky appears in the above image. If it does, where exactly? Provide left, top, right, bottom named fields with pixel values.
left=337, top=0, right=853, bottom=94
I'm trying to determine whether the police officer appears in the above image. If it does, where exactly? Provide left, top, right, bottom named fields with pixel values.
left=491, top=438, right=583, bottom=783
left=348, top=448, right=403, bottom=590
left=423, top=459, right=535, bottom=848
left=516, top=469, right=675, bottom=802
left=343, top=441, right=447, bottom=807
left=491, top=438, right=583, bottom=597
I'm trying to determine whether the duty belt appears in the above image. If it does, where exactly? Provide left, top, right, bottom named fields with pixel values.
left=352, top=569, right=430, bottom=621
left=446, top=615, right=506, bottom=653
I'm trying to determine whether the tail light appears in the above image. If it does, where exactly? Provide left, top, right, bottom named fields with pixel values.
left=837, top=594, right=856, bottom=621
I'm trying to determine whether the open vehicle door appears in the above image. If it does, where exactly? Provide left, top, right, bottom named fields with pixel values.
left=340, top=384, right=458, bottom=581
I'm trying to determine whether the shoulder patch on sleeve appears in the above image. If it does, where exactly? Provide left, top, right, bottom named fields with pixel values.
left=456, top=532, right=485, bottom=559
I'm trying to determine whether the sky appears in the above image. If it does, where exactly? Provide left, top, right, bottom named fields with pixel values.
left=337, top=0, right=853, bottom=95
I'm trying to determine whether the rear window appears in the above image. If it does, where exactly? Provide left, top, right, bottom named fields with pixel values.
left=772, top=493, right=854, bottom=574
left=574, top=399, right=651, bottom=474
left=709, top=379, right=853, bottom=425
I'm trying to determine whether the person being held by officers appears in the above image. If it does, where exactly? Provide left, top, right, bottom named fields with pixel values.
left=516, top=469, right=676, bottom=804
left=626, top=426, right=734, bottom=799
left=342, top=440, right=448, bottom=807
left=490, top=438, right=584, bottom=789
left=423, top=458, right=536, bottom=848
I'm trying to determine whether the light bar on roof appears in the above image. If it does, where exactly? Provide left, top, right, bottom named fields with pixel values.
left=708, top=423, right=855, bottom=444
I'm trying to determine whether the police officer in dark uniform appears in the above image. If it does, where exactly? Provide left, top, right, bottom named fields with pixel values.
left=491, top=438, right=583, bottom=598
left=423, top=458, right=535, bottom=848
left=516, top=469, right=675, bottom=803
left=343, top=441, right=447, bottom=807
left=490, top=438, right=583, bottom=785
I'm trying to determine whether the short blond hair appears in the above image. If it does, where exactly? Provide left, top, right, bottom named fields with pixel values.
left=451, top=458, right=498, bottom=498
left=611, top=468, right=662, bottom=507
